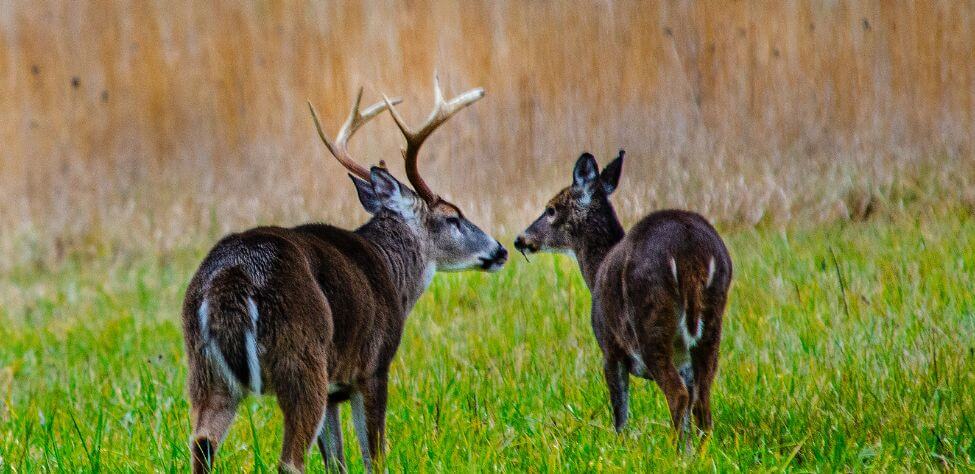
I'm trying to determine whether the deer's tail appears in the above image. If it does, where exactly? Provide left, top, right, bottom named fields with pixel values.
left=197, top=268, right=262, bottom=395
left=673, top=256, right=716, bottom=348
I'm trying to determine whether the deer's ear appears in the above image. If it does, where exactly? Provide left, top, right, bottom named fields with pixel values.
left=600, top=150, right=624, bottom=195
left=369, top=167, right=418, bottom=217
left=350, top=174, right=381, bottom=214
left=572, top=152, right=600, bottom=192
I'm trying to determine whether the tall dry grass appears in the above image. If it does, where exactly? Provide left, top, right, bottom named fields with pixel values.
left=1, top=1, right=973, bottom=268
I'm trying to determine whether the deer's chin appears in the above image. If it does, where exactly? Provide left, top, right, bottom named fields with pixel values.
left=436, top=259, right=490, bottom=273
left=480, top=258, right=506, bottom=272
left=438, top=252, right=508, bottom=273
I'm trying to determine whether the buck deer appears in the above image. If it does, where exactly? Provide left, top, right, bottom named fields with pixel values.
left=182, top=78, right=507, bottom=473
left=514, top=151, right=731, bottom=452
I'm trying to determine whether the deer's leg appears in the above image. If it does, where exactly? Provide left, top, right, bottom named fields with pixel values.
left=603, top=357, right=630, bottom=432
left=677, top=359, right=696, bottom=413
left=188, top=388, right=239, bottom=474
left=691, top=304, right=724, bottom=434
left=690, top=345, right=716, bottom=434
left=317, top=403, right=345, bottom=472
left=364, top=375, right=389, bottom=458
left=639, top=309, right=692, bottom=453
left=351, top=374, right=389, bottom=472
left=276, top=361, right=329, bottom=473
left=350, top=390, right=373, bottom=473
left=645, top=356, right=692, bottom=453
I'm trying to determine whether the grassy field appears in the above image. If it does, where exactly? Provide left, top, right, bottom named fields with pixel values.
left=3, top=1, right=974, bottom=471
left=1, top=207, right=972, bottom=472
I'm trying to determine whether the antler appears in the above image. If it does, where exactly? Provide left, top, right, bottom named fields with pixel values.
left=383, top=73, right=484, bottom=203
left=308, top=87, right=402, bottom=180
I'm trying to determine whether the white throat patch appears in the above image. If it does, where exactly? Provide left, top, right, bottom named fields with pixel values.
left=422, top=263, right=436, bottom=290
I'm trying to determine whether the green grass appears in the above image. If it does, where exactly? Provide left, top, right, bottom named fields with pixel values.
left=1, top=210, right=974, bottom=472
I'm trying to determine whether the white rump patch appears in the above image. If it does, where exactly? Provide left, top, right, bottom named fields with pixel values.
left=245, top=297, right=262, bottom=394
left=706, top=257, right=716, bottom=288
left=669, top=257, right=679, bottom=285
left=677, top=309, right=703, bottom=349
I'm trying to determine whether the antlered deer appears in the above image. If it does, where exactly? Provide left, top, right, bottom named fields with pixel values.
left=182, top=78, right=507, bottom=473
left=514, top=151, right=731, bottom=452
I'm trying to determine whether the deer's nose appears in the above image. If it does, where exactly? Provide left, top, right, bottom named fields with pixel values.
left=480, top=243, right=508, bottom=271
left=514, top=236, right=528, bottom=251
left=494, top=245, right=508, bottom=262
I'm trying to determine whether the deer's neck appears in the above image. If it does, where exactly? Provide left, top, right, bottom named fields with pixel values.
left=356, top=215, right=431, bottom=314
left=574, top=209, right=625, bottom=290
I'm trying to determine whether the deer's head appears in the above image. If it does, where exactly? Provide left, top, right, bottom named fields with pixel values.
left=310, top=78, right=507, bottom=273
left=515, top=151, right=624, bottom=256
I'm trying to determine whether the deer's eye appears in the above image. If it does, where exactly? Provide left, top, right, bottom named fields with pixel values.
left=447, top=217, right=462, bottom=229
left=545, top=207, right=556, bottom=217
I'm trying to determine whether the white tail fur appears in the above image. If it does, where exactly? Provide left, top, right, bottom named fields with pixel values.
left=198, top=299, right=241, bottom=397
left=245, top=297, right=262, bottom=394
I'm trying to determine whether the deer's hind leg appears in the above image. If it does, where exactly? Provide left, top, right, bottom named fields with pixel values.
left=317, top=403, right=346, bottom=472
left=637, top=303, right=692, bottom=453
left=275, top=356, right=329, bottom=473
left=691, top=295, right=726, bottom=434
left=603, top=355, right=630, bottom=432
left=188, top=369, right=241, bottom=474
left=268, top=273, right=334, bottom=473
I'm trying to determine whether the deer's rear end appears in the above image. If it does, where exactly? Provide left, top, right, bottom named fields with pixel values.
left=606, top=210, right=731, bottom=443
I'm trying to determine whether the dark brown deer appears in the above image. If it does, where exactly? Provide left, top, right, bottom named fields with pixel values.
left=182, top=78, right=507, bottom=473
left=514, top=151, right=731, bottom=452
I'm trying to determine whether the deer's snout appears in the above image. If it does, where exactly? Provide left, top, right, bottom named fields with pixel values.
left=479, top=243, right=508, bottom=272
left=514, top=235, right=539, bottom=254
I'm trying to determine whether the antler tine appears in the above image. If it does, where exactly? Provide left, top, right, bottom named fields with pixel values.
left=308, top=87, right=401, bottom=180
left=432, top=72, right=445, bottom=108
left=383, top=73, right=485, bottom=203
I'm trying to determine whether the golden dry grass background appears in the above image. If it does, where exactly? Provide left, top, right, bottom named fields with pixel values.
left=1, top=1, right=973, bottom=268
